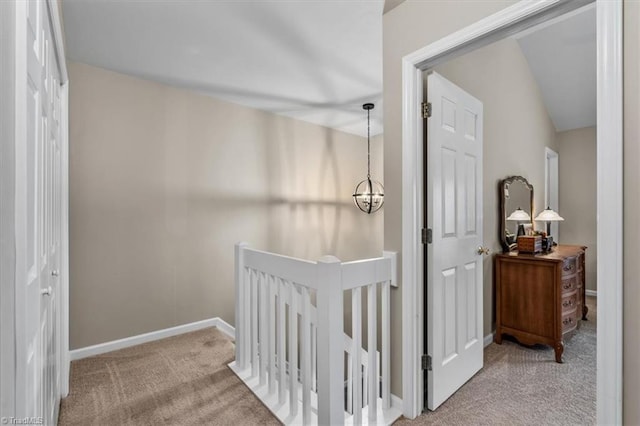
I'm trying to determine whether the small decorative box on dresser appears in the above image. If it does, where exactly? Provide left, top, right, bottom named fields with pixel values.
left=494, top=245, right=587, bottom=363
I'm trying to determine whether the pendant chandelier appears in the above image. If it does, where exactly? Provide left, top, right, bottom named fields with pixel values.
left=353, top=103, right=384, bottom=214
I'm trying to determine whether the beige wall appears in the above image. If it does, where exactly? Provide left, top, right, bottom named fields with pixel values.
left=68, top=62, right=383, bottom=349
left=624, top=1, right=639, bottom=423
left=557, top=126, right=597, bottom=291
left=433, top=37, right=558, bottom=336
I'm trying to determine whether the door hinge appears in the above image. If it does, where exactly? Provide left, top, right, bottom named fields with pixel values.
left=422, top=354, right=432, bottom=371
left=421, top=228, right=432, bottom=244
left=422, top=102, right=432, bottom=119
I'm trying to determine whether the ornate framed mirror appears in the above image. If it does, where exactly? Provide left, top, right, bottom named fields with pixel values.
left=499, top=175, right=534, bottom=252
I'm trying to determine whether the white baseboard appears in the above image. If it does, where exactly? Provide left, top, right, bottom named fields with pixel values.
left=215, top=317, right=236, bottom=339
left=484, top=332, right=495, bottom=348
left=585, top=289, right=597, bottom=297
left=391, top=393, right=403, bottom=411
left=70, top=317, right=235, bottom=361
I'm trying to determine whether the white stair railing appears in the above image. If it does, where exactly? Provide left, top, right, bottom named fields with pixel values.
left=228, top=242, right=401, bottom=425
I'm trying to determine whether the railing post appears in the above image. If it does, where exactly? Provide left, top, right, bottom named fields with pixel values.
left=301, top=286, right=312, bottom=424
left=316, top=255, right=343, bottom=425
left=235, top=242, right=249, bottom=369
left=382, top=252, right=394, bottom=409
left=383, top=250, right=398, bottom=288
left=367, top=283, right=378, bottom=421
left=288, top=281, right=299, bottom=417
left=352, top=287, right=362, bottom=424
left=277, top=278, right=287, bottom=404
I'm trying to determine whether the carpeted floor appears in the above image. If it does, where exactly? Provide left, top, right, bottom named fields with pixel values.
left=58, top=328, right=279, bottom=425
left=59, top=297, right=595, bottom=426
left=396, top=296, right=597, bottom=425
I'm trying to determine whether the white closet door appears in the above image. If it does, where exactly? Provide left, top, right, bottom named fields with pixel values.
left=20, top=1, right=62, bottom=422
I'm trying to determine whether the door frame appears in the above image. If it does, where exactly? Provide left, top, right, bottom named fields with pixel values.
left=48, top=0, right=71, bottom=399
left=400, top=0, right=622, bottom=423
left=1, top=0, right=17, bottom=418
left=544, top=147, right=560, bottom=239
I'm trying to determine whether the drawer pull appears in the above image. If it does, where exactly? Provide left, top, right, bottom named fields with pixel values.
left=563, top=282, right=572, bottom=290
left=563, top=265, right=574, bottom=272
left=563, top=317, right=574, bottom=326
left=562, top=300, right=573, bottom=308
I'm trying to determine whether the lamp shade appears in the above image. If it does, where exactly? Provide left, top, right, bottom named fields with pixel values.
left=534, top=207, right=564, bottom=222
left=506, top=207, right=531, bottom=221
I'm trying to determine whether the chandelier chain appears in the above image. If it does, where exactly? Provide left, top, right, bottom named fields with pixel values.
left=367, top=107, right=371, bottom=179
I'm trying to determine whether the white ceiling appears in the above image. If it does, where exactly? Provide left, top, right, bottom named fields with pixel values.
left=62, top=0, right=384, bottom=137
left=515, top=4, right=596, bottom=132
left=62, top=1, right=595, bottom=137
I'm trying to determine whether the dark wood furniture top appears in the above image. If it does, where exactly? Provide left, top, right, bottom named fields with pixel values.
left=494, top=245, right=587, bottom=363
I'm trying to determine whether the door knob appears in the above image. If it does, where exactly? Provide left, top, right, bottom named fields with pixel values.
left=51, top=270, right=59, bottom=277
left=477, top=246, right=491, bottom=255
left=41, top=286, right=52, bottom=296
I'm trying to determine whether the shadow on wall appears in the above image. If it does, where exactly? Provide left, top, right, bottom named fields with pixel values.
left=261, top=117, right=383, bottom=262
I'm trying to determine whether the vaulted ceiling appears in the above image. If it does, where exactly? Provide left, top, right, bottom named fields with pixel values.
left=516, top=4, right=596, bottom=132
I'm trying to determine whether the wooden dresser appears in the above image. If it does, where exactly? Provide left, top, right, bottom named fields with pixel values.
left=494, top=245, right=587, bottom=362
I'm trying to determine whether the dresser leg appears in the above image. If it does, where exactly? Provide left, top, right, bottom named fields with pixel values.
left=582, top=305, right=589, bottom=320
left=554, top=341, right=564, bottom=363
left=494, top=332, right=502, bottom=344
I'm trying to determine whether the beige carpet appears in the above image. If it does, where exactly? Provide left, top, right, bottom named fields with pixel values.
left=58, top=328, right=279, bottom=426
left=59, top=298, right=595, bottom=426
left=396, top=296, right=597, bottom=425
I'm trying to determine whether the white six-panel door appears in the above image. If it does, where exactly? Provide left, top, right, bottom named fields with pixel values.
left=426, top=72, right=484, bottom=410
left=20, top=0, right=62, bottom=422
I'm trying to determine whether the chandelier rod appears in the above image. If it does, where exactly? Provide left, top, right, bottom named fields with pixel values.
left=367, top=106, right=371, bottom=179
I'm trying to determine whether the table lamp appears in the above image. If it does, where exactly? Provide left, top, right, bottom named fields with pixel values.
left=534, top=206, right=564, bottom=250
left=506, top=207, right=531, bottom=236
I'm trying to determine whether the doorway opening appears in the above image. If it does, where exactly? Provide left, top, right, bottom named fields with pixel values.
left=401, top=1, right=622, bottom=423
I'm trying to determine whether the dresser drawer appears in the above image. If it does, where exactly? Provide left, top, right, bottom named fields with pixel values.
left=562, top=310, right=578, bottom=333
left=561, top=292, right=578, bottom=313
left=561, top=275, right=578, bottom=293
left=562, top=256, right=577, bottom=276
